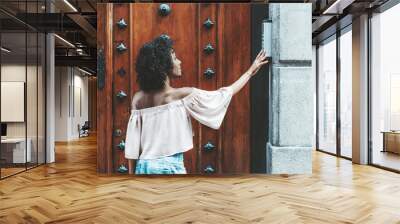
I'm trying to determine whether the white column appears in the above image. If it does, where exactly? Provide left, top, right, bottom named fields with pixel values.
left=46, top=33, right=55, bottom=163
left=352, top=14, right=369, bottom=164
left=45, top=1, right=55, bottom=163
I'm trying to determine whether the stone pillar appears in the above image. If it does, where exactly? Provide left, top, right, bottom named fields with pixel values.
left=267, top=3, right=313, bottom=174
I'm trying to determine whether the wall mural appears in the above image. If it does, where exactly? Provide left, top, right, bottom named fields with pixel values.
left=97, top=3, right=313, bottom=175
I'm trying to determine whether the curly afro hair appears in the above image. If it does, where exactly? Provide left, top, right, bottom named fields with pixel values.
left=135, top=35, right=174, bottom=92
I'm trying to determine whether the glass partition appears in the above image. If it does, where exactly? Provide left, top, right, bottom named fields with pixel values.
left=1, top=31, right=28, bottom=177
left=317, top=36, right=337, bottom=155
left=371, top=4, right=400, bottom=171
left=339, top=28, right=352, bottom=158
left=0, top=1, right=46, bottom=179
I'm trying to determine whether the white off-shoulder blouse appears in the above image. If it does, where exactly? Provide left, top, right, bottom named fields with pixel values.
left=125, top=86, right=233, bottom=160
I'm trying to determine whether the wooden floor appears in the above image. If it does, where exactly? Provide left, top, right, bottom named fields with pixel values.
left=1, top=163, right=46, bottom=178
left=372, top=150, right=400, bottom=171
left=0, top=167, right=26, bottom=178
left=1, top=135, right=400, bottom=223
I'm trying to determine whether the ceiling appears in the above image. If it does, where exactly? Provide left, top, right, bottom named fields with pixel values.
left=0, top=0, right=97, bottom=14
left=0, top=0, right=394, bottom=73
left=311, top=0, right=390, bottom=43
left=1, top=32, right=46, bottom=65
left=0, top=0, right=97, bottom=73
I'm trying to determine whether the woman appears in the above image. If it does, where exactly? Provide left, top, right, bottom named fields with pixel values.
left=125, top=35, right=268, bottom=174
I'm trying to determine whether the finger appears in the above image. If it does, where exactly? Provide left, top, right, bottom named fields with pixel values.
left=262, top=55, right=268, bottom=61
left=256, top=50, right=263, bottom=60
left=261, top=49, right=266, bottom=58
left=261, top=53, right=268, bottom=61
left=262, top=50, right=267, bottom=58
left=261, top=60, right=269, bottom=65
left=257, top=51, right=265, bottom=62
left=259, top=49, right=266, bottom=58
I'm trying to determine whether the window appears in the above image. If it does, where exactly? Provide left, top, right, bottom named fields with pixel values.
left=339, top=28, right=352, bottom=158
left=318, top=36, right=337, bottom=155
left=0, top=1, right=47, bottom=179
left=370, top=3, right=400, bottom=171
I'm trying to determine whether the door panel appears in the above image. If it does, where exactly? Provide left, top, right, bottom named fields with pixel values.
left=97, top=3, right=250, bottom=174
left=199, top=4, right=219, bottom=174
left=130, top=4, right=200, bottom=173
left=219, top=4, right=251, bottom=173
left=113, top=4, right=131, bottom=172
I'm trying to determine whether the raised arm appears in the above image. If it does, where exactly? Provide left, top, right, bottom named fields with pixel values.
left=228, top=49, right=269, bottom=95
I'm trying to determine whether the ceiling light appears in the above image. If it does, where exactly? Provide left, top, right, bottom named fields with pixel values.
left=1, top=47, right=11, bottom=53
left=54, top=34, right=75, bottom=48
left=63, top=0, right=78, bottom=12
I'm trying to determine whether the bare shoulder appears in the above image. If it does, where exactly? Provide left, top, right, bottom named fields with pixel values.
left=131, top=91, right=144, bottom=109
left=174, top=87, right=194, bottom=99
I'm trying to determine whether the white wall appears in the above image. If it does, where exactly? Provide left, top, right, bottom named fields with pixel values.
left=55, top=67, right=89, bottom=141
left=71, top=71, right=89, bottom=139
left=55, top=67, right=69, bottom=141
left=1, top=63, right=46, bottom=164
left=1, top=65, right=26, bottom=133
left=1, top=64, right=41, bottom=138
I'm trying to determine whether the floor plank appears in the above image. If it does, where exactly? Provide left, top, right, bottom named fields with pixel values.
left=0, top=134, right=400, bottom=223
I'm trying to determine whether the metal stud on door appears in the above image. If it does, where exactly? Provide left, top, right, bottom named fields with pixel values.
left=203, top=68, right=215, bottom=79
left=204, top=43, right=214, bottom=54
left=203, top=18, right=214, bottom=29
left=203, top=141, right=216, bottom=152
left=204, top=165, right=215, bottom=173
left=158, top=4, right=171, bottom=16
left=117, top=140, right=125, bottom=150
left=114, top=129, right=122, bottom=137
left=116, top=43, right=127, bottom=52
left=117, top=68, right=126, bottom=76
left=116, top=90, right=127, bottom=99
left=117, top=18, right=128, bottom=29
left=117, top=164, right=128, bottom=173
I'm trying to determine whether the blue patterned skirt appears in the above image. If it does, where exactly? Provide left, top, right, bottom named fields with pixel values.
left=135, top=152, right=187, bottom=174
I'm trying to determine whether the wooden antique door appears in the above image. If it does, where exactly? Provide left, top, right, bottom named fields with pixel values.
left=97, top=3, right=250, bottom=174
